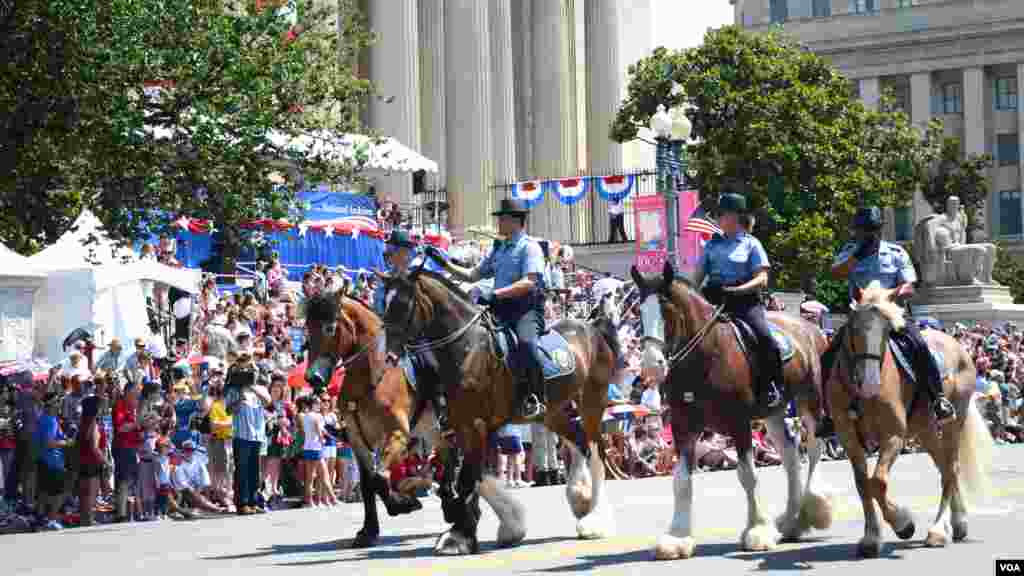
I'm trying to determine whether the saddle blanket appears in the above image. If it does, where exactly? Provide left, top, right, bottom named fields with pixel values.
left=886, top=338, right=948, bottom=387
left=731, top=320, right=796, bottom=363
left=495, top=329, right=577, bottom=381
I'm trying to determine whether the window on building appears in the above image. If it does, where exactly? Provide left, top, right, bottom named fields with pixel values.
left=998, top=133, right=1020, bottom=166
left=770, top=0, right=788, bottom=23
left=893, top=206, right=913, bottom=242
left=813, top=0, right=831, bottom=17
left=886, top=85, right=908, bottom=112
left=1000, top=190, right=1023, bottom=238
left=996, top=77, right=1018, bottom=111
left=942, top=82, right=962, bottom=114
left=849, top=0, right=877, bottom=14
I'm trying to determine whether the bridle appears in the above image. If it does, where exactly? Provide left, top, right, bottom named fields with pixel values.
left=644, top=287, right=726, bottom=372
left=384, top=271, right=485, bottom=358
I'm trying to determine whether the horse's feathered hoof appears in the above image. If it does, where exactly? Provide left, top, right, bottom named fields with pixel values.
left=350, top=529, right=379, bottom=549
left=741, top=523, right=780, bottom=552
left=857, top=537, right=882, bottom=558
left=894, top=521, right=915, bottom=541
left=435, top=530, right=478, bottom=556
left=654, top=535, right=696, bottom=560
left=952, top=520, right=968, bottom=542
left=384, top=494, right=423, bottom=517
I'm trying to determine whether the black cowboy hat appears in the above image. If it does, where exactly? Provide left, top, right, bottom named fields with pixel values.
left=851, top=206, right=883, bottom=231
left=491, top=198, right=530, bottom=217
left=718, top=192, right=748, bottom=214
left=385, top=229, right=418, bottom=249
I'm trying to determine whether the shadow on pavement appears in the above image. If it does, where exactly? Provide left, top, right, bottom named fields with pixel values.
left=202, top=533, right=442, bottom=562
left=534, top=542, right=743, bottom=572
left=737, top=540, right=923, bottom=571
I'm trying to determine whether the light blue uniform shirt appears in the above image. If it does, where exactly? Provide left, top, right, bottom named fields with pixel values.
left=699, top=232, right=770, bottom=287
left=476, top=231, right=546, bottom=290
left=833, top=240, right=916, bottom=299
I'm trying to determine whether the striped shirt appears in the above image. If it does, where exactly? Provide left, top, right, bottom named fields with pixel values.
left=226, top=388, right=266, bottom=443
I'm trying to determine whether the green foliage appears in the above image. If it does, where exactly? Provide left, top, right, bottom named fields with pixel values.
left=993, top=242, right=1024, bottom=304
left=919, top=131, right=994, bottom=238
left=1, top=0, right=374, bottom=255
left=613, top=26, right=940, bottom=290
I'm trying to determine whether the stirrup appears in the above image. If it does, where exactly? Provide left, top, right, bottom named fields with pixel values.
left=523, top=394, right=545, bottom=418
left=932, top=398, right=956, bottom=426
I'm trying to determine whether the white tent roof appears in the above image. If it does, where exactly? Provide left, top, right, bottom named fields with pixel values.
left=0, top=244, right=44, bottom=278
left=28, top=210, right=138, bottom=271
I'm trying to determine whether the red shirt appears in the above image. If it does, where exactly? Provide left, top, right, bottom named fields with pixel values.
left=113, top=400, right=141, bottom=449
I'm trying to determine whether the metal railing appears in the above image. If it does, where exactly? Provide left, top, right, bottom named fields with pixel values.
left=490, top=169, right=658, bottom=247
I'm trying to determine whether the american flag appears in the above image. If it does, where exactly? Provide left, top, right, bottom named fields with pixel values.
left=684, top=205, right=722, bottom=238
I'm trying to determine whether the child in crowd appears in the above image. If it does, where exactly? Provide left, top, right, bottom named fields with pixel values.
left=137, top=411, right=161, bottom=520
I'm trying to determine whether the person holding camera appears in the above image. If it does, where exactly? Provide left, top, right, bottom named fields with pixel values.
left=224, top=354, right=270, bottom=515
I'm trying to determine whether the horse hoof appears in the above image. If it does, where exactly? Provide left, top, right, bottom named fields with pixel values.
left=952, top=520, right=968, bottom=542
left=799, top=491, right=835, bottom=531
left=576, top=514, right=612, bottom=540
left=435, top=530, right=477, bottom=556
left=775, top=515, right=804, bottom=543
left=384, top=494, right=423, bottom=517
left=497, top=522, right=527, bottom=548
left=654, top=535, right=696, bottom=560
left=350, top=529, right=379, bottom=549
left=925, top=526, right=950, bottom=548
left=894, top=521, right=915, bottom=541
left=741, top=524, right=780, bottom=552
left=857, top=537, right=882, bottom=558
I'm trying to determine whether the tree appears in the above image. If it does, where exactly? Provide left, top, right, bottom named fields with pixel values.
left=612, top=26, right=940, bottom=290
left=993, top=241, right=1024, bottom=304
left=1, top=0, right=374, bottom=257
left=919, top=131, right=994, bottom=240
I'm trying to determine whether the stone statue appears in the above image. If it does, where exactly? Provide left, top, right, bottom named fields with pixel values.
left=913, top=195, right=998, bottom=286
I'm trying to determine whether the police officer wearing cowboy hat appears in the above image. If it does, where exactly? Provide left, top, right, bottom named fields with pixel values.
left=374, top=230, right=423, bottom=314
left=827, top=206, right=956, bottom=424
left=426, top=198, right=548, bottom=419
left=695, top=192, right=783, bottom=409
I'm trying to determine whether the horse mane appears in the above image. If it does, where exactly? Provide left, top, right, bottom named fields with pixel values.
left=666, top=276, right=710, bottom=345
left=340, top=295, right=382, bottom=335
left=853, top=281, right=906, bottom=331
left=416, top=269, right=473, bottom=304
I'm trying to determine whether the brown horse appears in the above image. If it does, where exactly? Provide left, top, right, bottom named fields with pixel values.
left=380, top=269, right=620, bottom=555
left=304, top=291, right=432, bottom=548
left=831, top=282, right=993, bottom=557
left=631, top=261, right=835, bottom=560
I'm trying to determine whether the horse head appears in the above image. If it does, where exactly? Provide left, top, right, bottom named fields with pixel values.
left=630, top=259, right=694, bottom=382
left=304, top=289, right=384, bottom=396
left=846, top=281, right=904, bottom=392
left=379, top=265, right=432, bottom=365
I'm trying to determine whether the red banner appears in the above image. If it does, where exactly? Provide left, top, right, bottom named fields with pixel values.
left=634, top=195, right=668, bottom=273
left=677, top=190, right=702, bottom=273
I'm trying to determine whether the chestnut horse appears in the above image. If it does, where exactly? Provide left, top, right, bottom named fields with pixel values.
left=831, top=282, right=992, bottom=557
left=380, top=269, right=621, bottom=556
left=632, top=261, right=834, bottom=560
left=304, top=292, right=432, bottom=548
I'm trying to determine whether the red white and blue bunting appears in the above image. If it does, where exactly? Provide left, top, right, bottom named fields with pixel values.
left=553, top=178, right=589, bottom=205
left=594, top=174, right=635, bottom=202
left=509, top=174, right=637, bottom=206
left=511, top=180, right=546, bottom=208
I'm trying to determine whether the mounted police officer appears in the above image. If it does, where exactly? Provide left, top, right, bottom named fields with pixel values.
left=374, top=229, right=423, bottom=313
left=427, top=198, right=547, bottom=419
left=695, top=192, right=783, bottom=409
left=826, top=206, right=956, bottom=424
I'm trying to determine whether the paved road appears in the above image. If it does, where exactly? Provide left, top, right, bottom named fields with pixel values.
left=4, top=445, right=1024, bottom=575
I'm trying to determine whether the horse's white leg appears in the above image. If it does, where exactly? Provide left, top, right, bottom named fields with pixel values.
left=654, top=455, right=697, bottom=560
left=766, top=411, right=805, bottom=541
left=477, top=474, right=527, bottom=547
left=798, top=414, right=835, bottom=532
left=925, top=474, right=953, bottom=548
left=575, top=441, right=614, bottom=539
left=565, top=443, right=594, bottom=520
left=738, top=445, right=781, bottom=552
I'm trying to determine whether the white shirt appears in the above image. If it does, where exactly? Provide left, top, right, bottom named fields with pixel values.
left=641, top=387, right=662, bottom=412
left=302, top=412, right=324, bottom=451
left=173, top=456, right=211, bottom=491
left=608, top=198, right=625, bottom=216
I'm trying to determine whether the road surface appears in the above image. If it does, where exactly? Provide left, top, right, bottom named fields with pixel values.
left=4, top=445, right=1024, bottom=575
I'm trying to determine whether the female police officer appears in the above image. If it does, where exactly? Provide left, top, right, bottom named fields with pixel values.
left=694, top=193, right=782, bottom=409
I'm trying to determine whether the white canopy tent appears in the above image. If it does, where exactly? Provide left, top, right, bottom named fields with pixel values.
left=28, top=211, right=201, bottom=362
left=0, top=245, right=46, bottom=362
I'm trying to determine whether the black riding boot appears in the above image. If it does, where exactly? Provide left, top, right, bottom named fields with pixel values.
left=920, top=341, right=956, bottom=425
left=517, top=360, right=545, bottom=419
left=760, top=350, right=783, bottom=409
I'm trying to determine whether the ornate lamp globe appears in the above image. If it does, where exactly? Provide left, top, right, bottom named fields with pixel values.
left=650, top=105, right=673, bottom=139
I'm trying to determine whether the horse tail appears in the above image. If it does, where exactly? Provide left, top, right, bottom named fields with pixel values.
left=958, top=393, right=994, bottom=503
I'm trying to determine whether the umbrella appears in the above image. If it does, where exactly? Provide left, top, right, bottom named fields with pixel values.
left=602, top=404, right=652, bottom=421
left=63, top=326, right=99, bottom=352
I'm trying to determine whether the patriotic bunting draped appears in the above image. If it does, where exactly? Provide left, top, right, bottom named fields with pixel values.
left=594, top=174, right=636, bottom=202
left=553, top=178, right=588, bottom=205
left=509, top=174, right=638, bottom=206
left=511, top=180, right=546, bottom=208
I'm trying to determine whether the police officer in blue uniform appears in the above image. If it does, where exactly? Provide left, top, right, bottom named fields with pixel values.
left=696, top=193, right=782, bottom=408
left=374, top=230, right=424, bottom=313
left=826, top=206, right=956, bottom=423
left=428, top=199, right=547, bottom=419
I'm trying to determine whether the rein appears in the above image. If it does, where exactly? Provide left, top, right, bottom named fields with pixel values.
left=662, top=298, right=727, bottom=371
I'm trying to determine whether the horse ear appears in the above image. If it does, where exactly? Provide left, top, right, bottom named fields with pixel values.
left=853, top=286, right=863, bottom=303
left=630, top=265, right=645, bottom=288
left=662, top=259, right=674, bottom=286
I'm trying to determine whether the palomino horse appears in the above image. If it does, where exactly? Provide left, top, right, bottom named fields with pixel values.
left=632, top=261, right=834, bottom=560
left=304, top=292, right=432, bottom=548
left=380, top=269, right=620, bottom=555
left=831, top=282, right=993, bottom=557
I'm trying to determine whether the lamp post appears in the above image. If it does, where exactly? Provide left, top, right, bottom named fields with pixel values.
left=650, top=104, right=692, bottom=267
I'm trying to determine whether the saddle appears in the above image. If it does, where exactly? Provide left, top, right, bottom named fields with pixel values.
left=492, top=326, right=576, bottom=381
left=729, top=317, right=797, bottom=370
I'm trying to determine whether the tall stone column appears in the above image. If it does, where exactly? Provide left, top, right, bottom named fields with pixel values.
left=963, top=66, right=988, bottom=239
left=418, top=0, right=447, bottom=185
left=445, top=0, right=493, bottom=238
left=859, top=77, right=880, bottom=111
left=513, top=0, right=535, bottom=181
left=367, top=0, right=420, bottom=208
left=910, top=72, right=933, bottom=222
left=1018, top=63, right=1024, bottom=219
left=530, top=0, right=577, bottom=242
left=490, top=0, right=517, bottom=214
left=586, top=0, right=624, bottom=244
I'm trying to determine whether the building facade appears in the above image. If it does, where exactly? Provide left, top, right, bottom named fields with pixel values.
left=357, top=0, right=657, bottom=243
left=733, top=0, right=1024, bottom=252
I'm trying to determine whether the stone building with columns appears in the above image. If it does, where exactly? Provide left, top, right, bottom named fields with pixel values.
left=733, top=0, right=1024, bottom=255
left=356, top=0, right=656, bottom=243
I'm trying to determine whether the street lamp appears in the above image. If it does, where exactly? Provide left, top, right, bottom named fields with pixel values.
left=650, top=104, right=692, bottom=266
